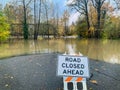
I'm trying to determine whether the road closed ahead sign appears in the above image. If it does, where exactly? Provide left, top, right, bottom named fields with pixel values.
left=57, top=55, right=90, bottom=78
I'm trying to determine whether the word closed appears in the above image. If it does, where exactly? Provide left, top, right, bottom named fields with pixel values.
left=57, top=55, right=90, bottom=77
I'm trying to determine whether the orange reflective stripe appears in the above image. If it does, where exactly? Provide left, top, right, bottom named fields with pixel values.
left=65, top=77, right=73, bottom=82
left=76, top=77, right=83, bottom=82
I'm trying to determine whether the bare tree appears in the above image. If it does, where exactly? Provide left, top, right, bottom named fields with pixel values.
left=51, top=2, right=56, bottom=38
left=91, top=0, right=106, bottom=38
left=38, top=0, right=42, bottom=38
left=43, top=0, right=49, bottom=39
left=49, top=2, right=59, bottom=38
left=34, top=0, right=37, bottom=40
left=63, top=10, right=70, bottom=36
left=33, top=0, right=42, bottom=40
left=67, top=0, right=90, bottom=30
left=55, top=3, right=59, bottom=38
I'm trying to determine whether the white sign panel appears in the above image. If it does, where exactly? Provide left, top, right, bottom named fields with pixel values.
left=57, top=55, right=90, bottom=77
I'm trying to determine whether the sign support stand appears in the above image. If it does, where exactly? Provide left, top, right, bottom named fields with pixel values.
left=64, top=80, right=68, bottom=90
left=63, top=77, right=87, bottom=90
left=62, top=53, right=88, bottom=90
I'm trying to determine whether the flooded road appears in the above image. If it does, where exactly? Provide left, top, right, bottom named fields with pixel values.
left=0, top=54, right=120, bottom=90
left=0, top=39, right=120, bottom=64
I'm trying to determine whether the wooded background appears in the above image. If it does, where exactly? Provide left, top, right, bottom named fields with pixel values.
left=0, top=0, right=120, bottom=41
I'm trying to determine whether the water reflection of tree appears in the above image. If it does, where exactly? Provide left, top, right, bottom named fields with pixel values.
left=33, top=40, right=40, bottom=53
left=24, top=40, right=29, bottom=54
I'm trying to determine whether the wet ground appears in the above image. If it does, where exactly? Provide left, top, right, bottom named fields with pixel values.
left=0, top=54, right=120, bottom=90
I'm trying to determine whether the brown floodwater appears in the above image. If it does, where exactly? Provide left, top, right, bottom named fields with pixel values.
left=0, top=39, right=120, bottom=64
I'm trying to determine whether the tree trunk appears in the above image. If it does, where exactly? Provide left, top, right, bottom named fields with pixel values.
left=85, top=0, right=90, bottom=30
left=44, top=3, right=49, bottom=39
left=86, top=9, right=90, bottom=30
left=91, top=0, right=106, bottom=38
left=34, top=0, right=37, bottom=40
left=23, top=0, right=28, bottom=40
left=37, top=0, right=41, bottom=39
left=56, top=6, right=59, bottom=37
left=96, top=5, right=101, bottom=38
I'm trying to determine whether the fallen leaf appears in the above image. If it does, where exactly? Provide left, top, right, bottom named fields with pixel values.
left=90, top=80, right=98, bottom=84
left=89, top=87, right=93, bottom=90
left=36, top=63, right=42, bottom=67
left=10, top=76, right=14, bottom=79
left=5, top=84, right=9, bottom=87
left=95, top=68, right=99, bottom=71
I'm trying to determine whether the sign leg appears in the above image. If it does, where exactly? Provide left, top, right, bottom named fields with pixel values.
left=82, top=81, right=87, bottom=90
left=63, top=79, right=68, bottom=90
left=73, top=82, right=78, bottom=90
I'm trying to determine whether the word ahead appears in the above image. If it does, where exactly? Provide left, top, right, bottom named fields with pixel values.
left=57, top=55, right=90, bottom=77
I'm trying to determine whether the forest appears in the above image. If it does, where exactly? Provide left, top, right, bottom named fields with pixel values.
left=0, top=0, right=120, bottom=42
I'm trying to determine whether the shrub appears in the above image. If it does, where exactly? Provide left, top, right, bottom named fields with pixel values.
left=0, top=13, right=10, bottom=42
